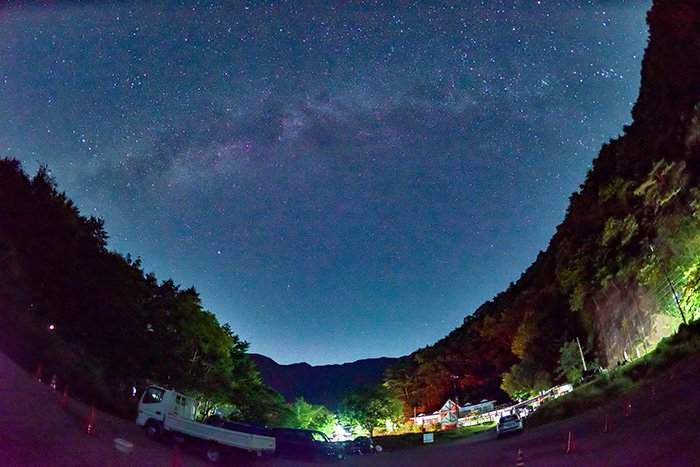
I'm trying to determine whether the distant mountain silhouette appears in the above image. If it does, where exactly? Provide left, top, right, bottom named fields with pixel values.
left=249, top=353, right=398, bottom=410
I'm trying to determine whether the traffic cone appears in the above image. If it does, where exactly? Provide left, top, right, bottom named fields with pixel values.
left=566, top=430, right=576, bottom=454
left=50, top=374, right=57, bottom=392
left=35, top=364, right=43, bottom=382
left=516, top=448, right=525, bottom=466
left=60, top=387, right=69, bottom=408
left=172, top=444, right=184, bottom=467
left=86, top=406, right=96, bottom=435
left=625, top=401, right=632, bottom=418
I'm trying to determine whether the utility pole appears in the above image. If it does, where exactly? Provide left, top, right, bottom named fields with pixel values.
left=650, top=244, right=687, bottom=325
left=451, top=375, right=459, bottom=405
left=576, top=337, right=588, bottom=372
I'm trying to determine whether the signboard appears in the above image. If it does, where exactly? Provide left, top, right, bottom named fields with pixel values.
left=423, top=433, right=434, bottom=444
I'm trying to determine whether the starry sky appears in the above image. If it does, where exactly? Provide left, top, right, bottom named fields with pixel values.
left=1, top=1, right=650, bottom=365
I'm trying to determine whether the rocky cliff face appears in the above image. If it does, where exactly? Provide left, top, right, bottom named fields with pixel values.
left=581, top=0, right=700, bottom=366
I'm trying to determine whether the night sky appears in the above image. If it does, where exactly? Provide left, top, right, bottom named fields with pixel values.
left=1, top=1, right=650, bottom=365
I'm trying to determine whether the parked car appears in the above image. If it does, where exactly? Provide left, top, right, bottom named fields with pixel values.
left=271, top=428, right=345, bottom=462
left=347, top=436, right=374, bottom=455
left=496, top=414, right=523, bottom=438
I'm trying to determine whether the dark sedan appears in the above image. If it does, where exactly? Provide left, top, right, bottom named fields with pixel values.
left=271, top=428, right=345, bottom=462
left=346, top=436, right=375, bottom=455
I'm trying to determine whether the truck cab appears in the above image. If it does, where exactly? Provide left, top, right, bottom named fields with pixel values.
left=136, top=385, right=196, bottom=436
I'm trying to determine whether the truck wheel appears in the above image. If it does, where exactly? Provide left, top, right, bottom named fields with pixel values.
left=206, top=443, right=222, bottom=463
left=145, top=421, right=163, bottom=440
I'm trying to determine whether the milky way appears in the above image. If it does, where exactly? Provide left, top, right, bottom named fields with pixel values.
left=0, top=1, right=650, bottom=364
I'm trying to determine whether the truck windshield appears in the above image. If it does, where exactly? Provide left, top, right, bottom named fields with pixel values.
left=142, top=387, right=165, bottom=404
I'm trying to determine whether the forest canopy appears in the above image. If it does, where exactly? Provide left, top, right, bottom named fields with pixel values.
left=0, top=159, right=288, bottom=423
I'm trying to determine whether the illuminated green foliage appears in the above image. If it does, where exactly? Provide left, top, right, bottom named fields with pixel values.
left=556, top=341, right=584, bottom=384
left=680, top=260, right=700, bottom=321
left=601, top=214, right=639, bottom=248
left=633, top=160, right=687, bottom=212
left=500, top=358, right=551, bottom=401
left=289, top=398, right=337, bottom=436
left=339, top=385, right=403, bottom=437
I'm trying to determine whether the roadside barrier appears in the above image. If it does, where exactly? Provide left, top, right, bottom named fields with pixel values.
left=565, top=430, right=576, bottom=454
left=604, top=414, right=610, bottom=433
left=86, top=406, right=96, bottom=435
left=515, top=448, right=524, bottom=466
left=624, top=401, right=632, bottom=418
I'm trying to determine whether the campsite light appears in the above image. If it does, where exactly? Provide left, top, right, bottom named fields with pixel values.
left=334, top=424, right=351, bottom=441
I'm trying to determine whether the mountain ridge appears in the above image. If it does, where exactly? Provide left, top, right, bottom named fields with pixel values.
left=249, top=353, right=398, bottom=410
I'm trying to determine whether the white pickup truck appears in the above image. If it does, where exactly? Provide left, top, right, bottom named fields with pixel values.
left=136, top=385, right=276, bottom=462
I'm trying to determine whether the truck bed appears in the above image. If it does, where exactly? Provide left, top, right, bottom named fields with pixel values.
left=164, top=416, right=276, bottom=453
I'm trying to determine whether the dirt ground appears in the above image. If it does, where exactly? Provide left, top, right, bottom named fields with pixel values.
left=2, top=350, right=700, bottom=466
